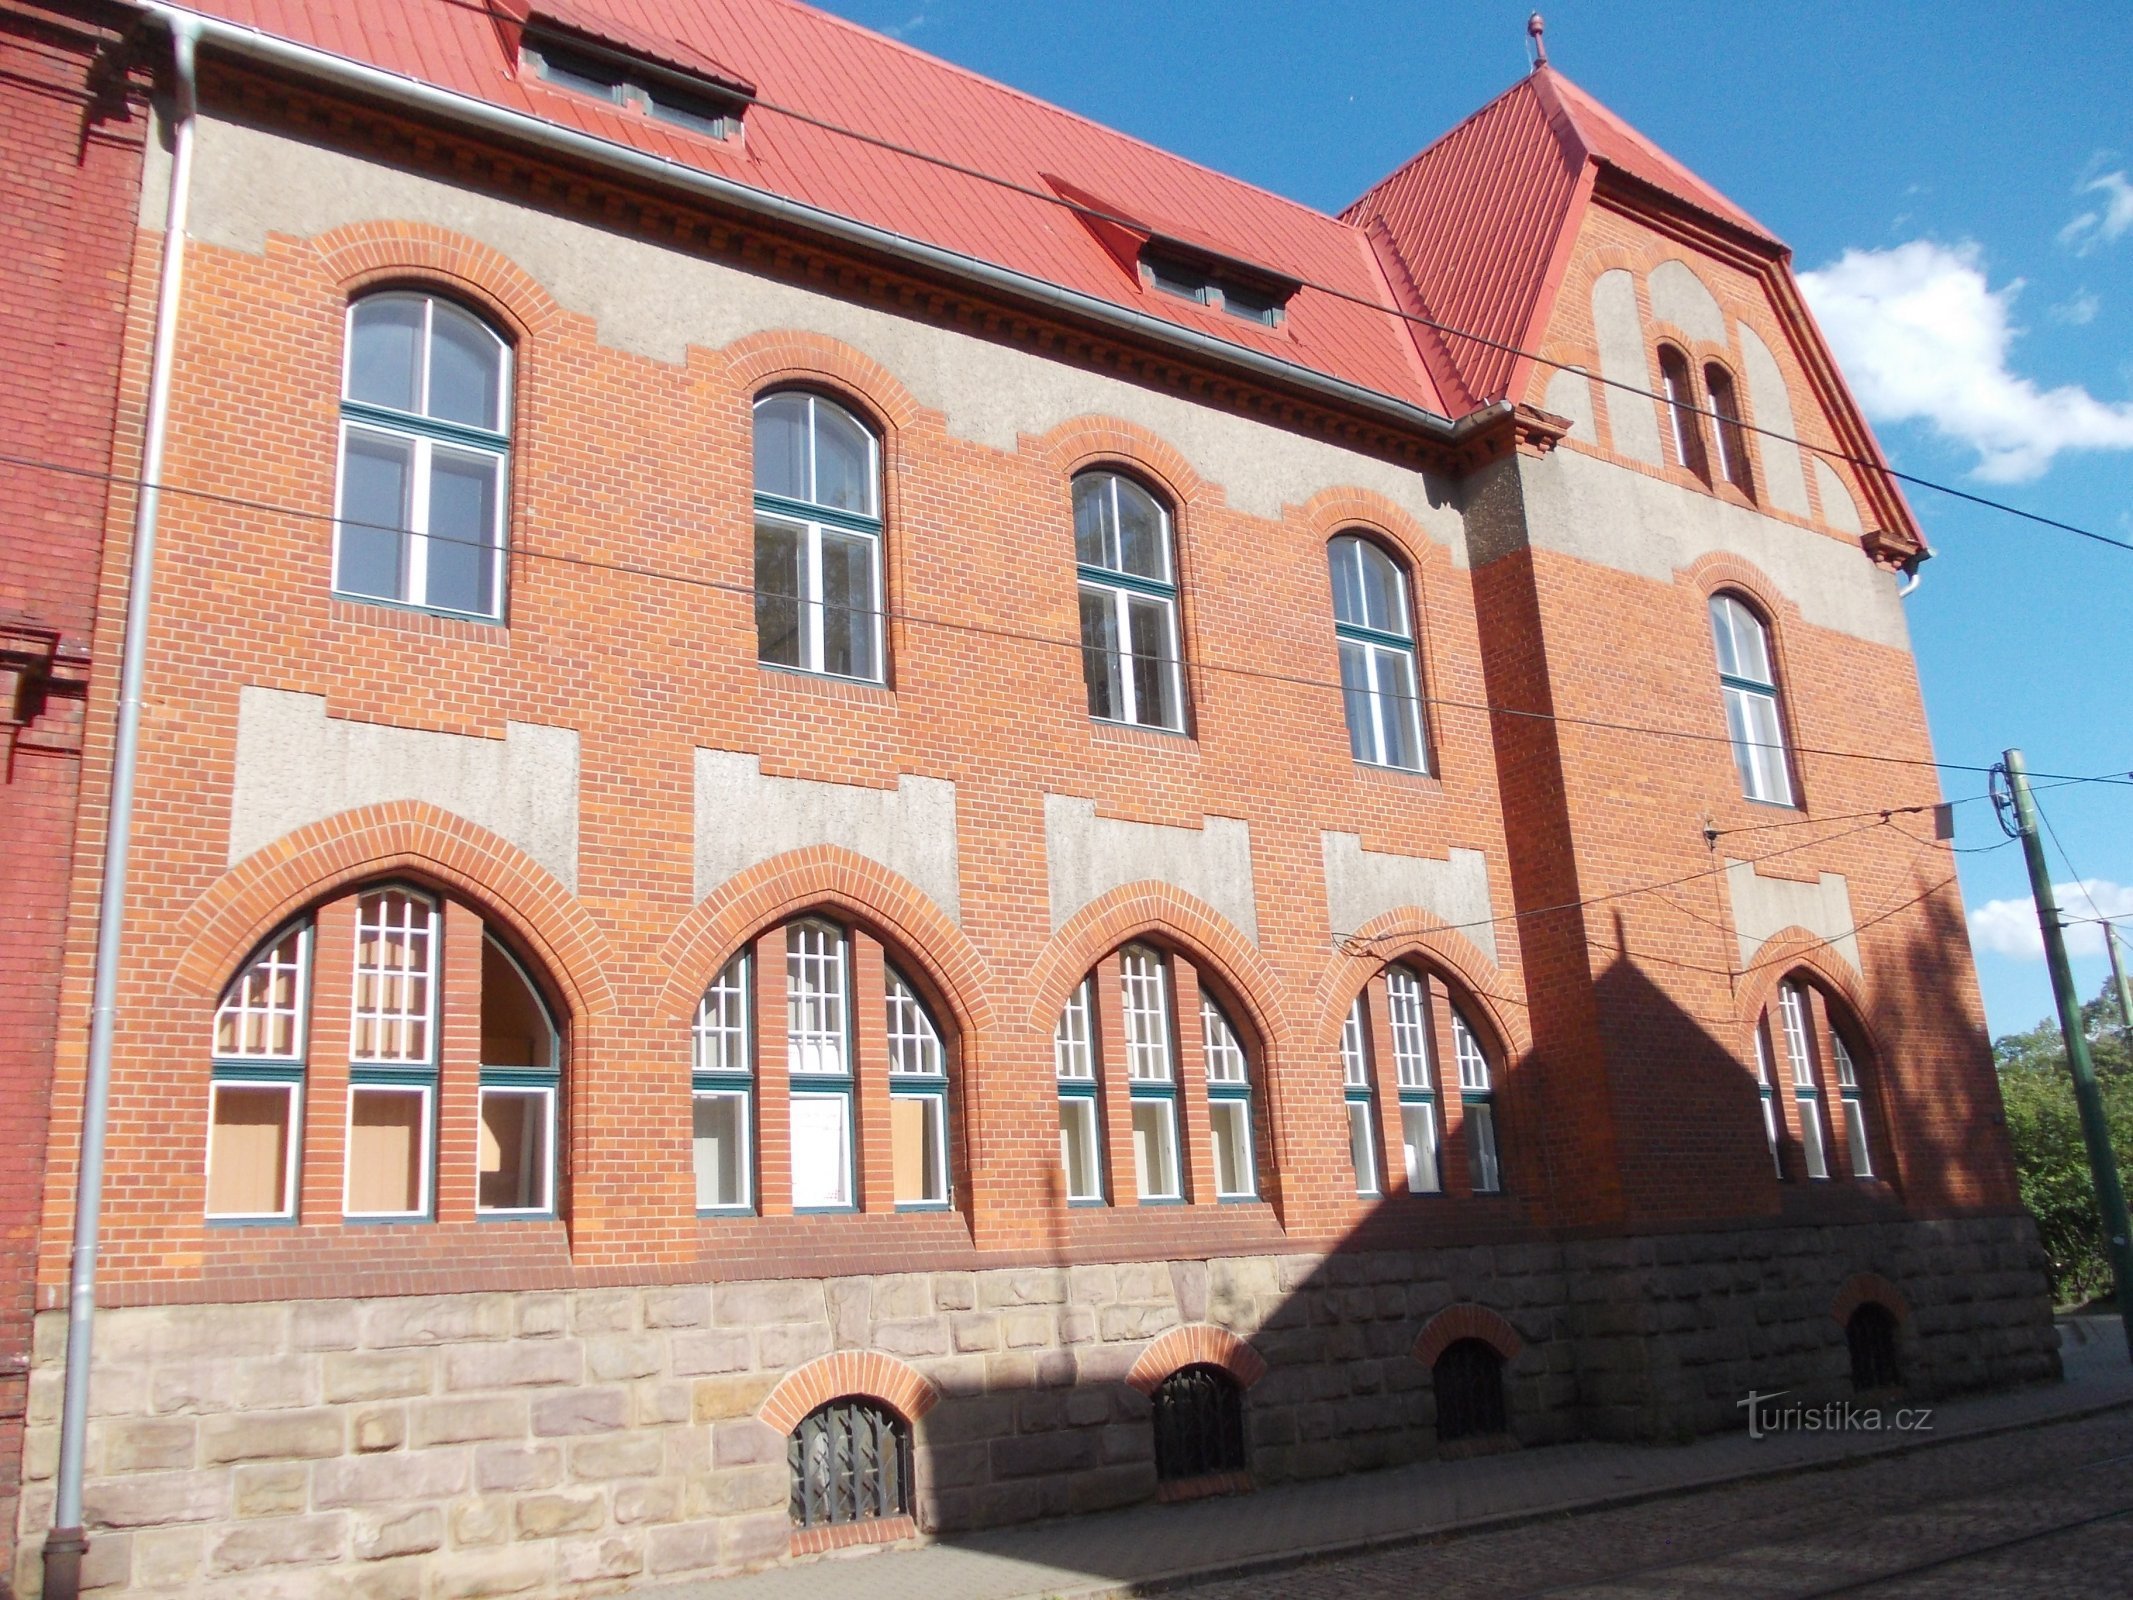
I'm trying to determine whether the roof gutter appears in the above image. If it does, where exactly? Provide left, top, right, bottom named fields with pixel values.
left=137, top=2, right=1471, bottom=444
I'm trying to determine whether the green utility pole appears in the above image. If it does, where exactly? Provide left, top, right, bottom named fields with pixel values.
left=2004, top=749, right=2133, bottom=1358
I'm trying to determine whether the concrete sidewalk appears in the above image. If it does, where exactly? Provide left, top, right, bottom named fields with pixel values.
left=636, top=1319, right=2133, bottom=1600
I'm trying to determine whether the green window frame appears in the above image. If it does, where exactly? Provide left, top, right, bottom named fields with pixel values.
left=693, top=951, right=755, bottom=1215
left=753, top=392, right=885, bottom=683
left=1328, top=534, right=1428, bottom=772
left=1385, top=967, right=1443, bottom=1194
left=1075, top=472, right=1185, bottom=733
left=1340, top=994, right=1380, bottom=1197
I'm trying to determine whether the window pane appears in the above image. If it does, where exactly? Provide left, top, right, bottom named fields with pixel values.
left=1739, top=688, right=1791, bottom=804
left=1374, top=645, right=1424, bottom=771
left=1210, top=1099, right=1253, bottom=1198
left=1452, top=1010, right=1491, bottom=1092
left=810, top=401, right=875, bottom=516
left=694, top=956, right=750, bottom=1077
left=786, top=922, right=847, bottom=1077
left=1778, top=985, right=1815, bottom=1087
left=428, top=301, right=504, bottom=430
left=348, top=297, right=422, bottom=412
left=1708, top=595, right=1743, bottom=680
left=1402, top=1102, right=1440, bottom=1193
left=1130, top=1099, right=1179, bottom=1200
left=1201, top=997, right=1248, bottom=1084
left=1843, top=1097, right=1874, bottom=1178
left=1339, top=996, right=1371, bottom=1087
left=1112, top=477, right=1167, bottom=581
left=347, top=1086, right=426, bottom=1215
left=1120, top=947, right=1172, bottom=1082
left=1798, top=1096, right=1830, bottom=1179
left=1387, top=970, right=1433, bottom=1089
left=789, top=1091, right=851, bottom=1208
left=481, top=938, right=555, bottom=1068
left=891, top=1094, right=946, bottom=1205
left=1348, top=1100, right=1378, bottom=1195
left=886, top=970, right=945, bottom=1077
left=1466, top=1102, right=1500, bottom=1193
left=216, top=928, right=307, bottom=1059
left=1059, top=1099, right=1100, bottom=1201
left=1071, top=475, right=1113, bottom=569
left=423, top=447, right=500, bottom=616
left=754, top=518, right=805, bottom=668
left=1328, top=536, right=1365, bottom=629
left=1079, top=586, right=1123, bottom=721
left=478, top=1087, right=550, bottom=1212
left=1126, top=593, right=1179, bottom=730
left=207, top=1083, right=294, bottom=1218
left=1338, top=639, right=1374, bottom=763
left=693, top=1092, right=747, bottom=1209
left=753, top=393, right=809, bottom=501
left=1054, top=979, right=1096, bottom=1080
left=1341, top=538, right=1406, bottom=634
left=338, top=430, right=412, bottom=602
left=819, top=527, right=878, bottom=679
left=352, top=892, right=434, bottom=1064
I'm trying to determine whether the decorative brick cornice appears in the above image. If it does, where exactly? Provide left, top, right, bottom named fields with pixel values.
left=1413, top=1302, right=1523, bottom=1368
left=758, top=1349, right=941, bottom=1434
left=1126, top=1322, right=1266, bottom=1395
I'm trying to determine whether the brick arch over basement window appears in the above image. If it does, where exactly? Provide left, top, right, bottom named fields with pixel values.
left=1832, top=1273, right=1910, bottom=1327
left=1127, top=1323, right=1268, bottom=1395
left=759, top=1350, right=942, bottom=1435
left=172, top=801, right=617, bottom=1025
left=1413, top=1303, right=1524, bottom=1368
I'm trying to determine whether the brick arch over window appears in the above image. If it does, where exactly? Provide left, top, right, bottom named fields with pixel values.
left=657, top=845, right=996, bottom=1041
left=1027, top=415, right=1213, bottom=518
left=1832, top=1273, right=1910, bottom=1327
left=305, top=221, right=565, bottom=348
left=1736, top=928, right=1869, bottom=1031
left=717, top=329, right=927, bottom=437
left=1312, top=909, right=1529, bottom=1063
left=1293, top=486, right=1455, bottom=579
left=172, top=802, right=616, bottom=1025
left=1127, top=1324, right=1268, bottom=1396
left=1413, top=1303, right=1524, bottom=1368
left=759, top=1351, right=941, bottom=1434
left=1028, top=882, right=1285, bottom=1049
left=1677, top=551, right=1802, bottom=633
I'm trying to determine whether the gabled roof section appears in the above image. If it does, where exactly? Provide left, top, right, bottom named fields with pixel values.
left=1345, top=65, right=1781, bottom=405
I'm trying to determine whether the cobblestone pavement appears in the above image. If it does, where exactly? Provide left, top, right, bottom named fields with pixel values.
left=1174, top=1407, right=2133, bottom=1599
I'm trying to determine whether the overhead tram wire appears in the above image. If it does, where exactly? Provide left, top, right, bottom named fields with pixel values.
left=9, top=442, right=2133, bottom=794
left=372, top=0, right=2133, bottom=557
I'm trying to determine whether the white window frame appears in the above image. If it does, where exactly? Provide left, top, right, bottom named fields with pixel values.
left=1753, top=1018, right=1783, bottom=1177
left=1075, top=472, right=1185, bottom=733
left=1341, top=995, right=1380, bottom=1197
left=1055, top=978, right=1104, bottom=1203
left=886, top=967, right=951, bottom=1209
left=1829, top=1025, right=1874, bottom=1179
left=1329, top=534, right=1428, bottom=773
left=474, top=1082, right=556, bottom=1217
left=342, top=1079, right=436, bottom=1222
left=207, top=923, right=311, bottom=1224
left=1119, top=946, right=1182, bottom=1201
left=693, top=952, right=755, bottom=1214
left=1453, top=1008, right=1501, bottom=1194
left=350, top=890, right=439, bottom=1069
left=752, top=392, right=884, bottom=683
left=1201, top=996, right=1256, bottom=1201
left=1710, top=593, right=1795, bottom=807
left=1778, top=982, right=1830, bottom=1180
left=346, top=889, right=440, bottom=1221
left=786, top=921, right=855, bottom=1212
left=334, top=293, right=512, bottom=620
left=214, top=925, right=311, bottom=1063
left=204, top=1077, right=304, bottom=1223
left=476, top=932, right=561, bottom=1220
left=1386, top=970, right=1443, bottom=1194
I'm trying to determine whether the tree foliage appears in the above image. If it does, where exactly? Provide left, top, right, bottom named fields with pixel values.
left=1996, top=976, right=2133, bottom=1304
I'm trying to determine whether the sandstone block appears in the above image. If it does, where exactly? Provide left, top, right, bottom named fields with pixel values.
left=447, top=1496, right=510, bottom=1549
left=586, top=1334, right=664, bottom=1381
left=315, top=1448, right=467, bottom=1509
left=559, top=1534, right=644, bottom=1582
left=412, top=1395, right=527, bottom=1447
left=932, top=1273, right=976, bottom=1311
left=978, top=1268, right=1066, bottom=1309
left=712, top=1418, right=779, bottom=1468
left=570, top=1291, right=638, bottom=1335
left=324, top=1352, right=433, bottom=1404
left=443, top=1340, right=581, bottom=1391
left=85, top=1471, right=231, bottom=1528
left=670, top=1329, right=752, bottom=1376
left=721, top=1509, right=790, bottom=1568
left=233, top=1461, right=309, bottom=1518
left=951, top=1313, right=998, bottom=1353
left=634, top=1381, right=693, bottom=1426
left=755, top=1322, right=832, bottom=1368
left=1001, top=1310, right=1052, bottom=1350
left=649, top=1520, right=722, bottom=1575
left=516, top=1490, right=606, bottom=1539
left=207, top=1512, right=345, bottom=1575
left=515, top=1296, right=568, bottom=1339
left=570, top=1433, right=664, bottom=1481
left=531, top=1387, right=626, bottom=1436
left=353, top=1405, right=406, bottom=1454
left=429, top=1546, right=549, bottom=1597
left=691, top=1372, right=776, bottom=1422
left=133, top=1525, right=204, bottom=1587
left=362, top=1296, right=512, bottom=1350
left=613, top=1478, right=682, bottom=1525
left=202, top=1408, right=344, bottom=1464
left=642, top=1287, right=712, bottom=1329
left=713, top=1279, right=823, bottom=1326
left=100, top=1416, right=196, bottom=1475
left=874, top=1317, right=951, bottom=1357
left=353, top=1506, right=442, bottom=1561
left=290, top=1301, right=362, bottom=1352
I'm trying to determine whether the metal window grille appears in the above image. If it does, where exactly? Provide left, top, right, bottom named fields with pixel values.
left=351, top=891, right=437, bottom=1063
left=1847, top=1304, right=1901, bottom=1392
left=1150, top=1365, right=1247, bottom=1482
left=787, top=1398, right=909, bottom=1528
left=1433, top=1338, right=1508, bottom=1442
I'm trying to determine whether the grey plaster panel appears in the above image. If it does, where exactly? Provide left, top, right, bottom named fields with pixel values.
left=185, top=117, right=1468, bottom=554
left=694, top=750, right=960, bottom=922
left=1320, top=832, right=1496, bottom=964
left=1646, top=259, right=1726, bottom=345
left=1812, top=456, right=1863, bottom=535
left=1738, top=324, right=1811, bottom=517
left=230, top=687, right=580, bottom=889
left=1725, top=858, right=1861, bottom=975
left=1591, top=269, right=1662, bottom=465
left=1516, top=447, right=1912, bottom=650
left=1542, top=367, right=1597, bottom=443
left=1043, top=795, right=1257, bottom=945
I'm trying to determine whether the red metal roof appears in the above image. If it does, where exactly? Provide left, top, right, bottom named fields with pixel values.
left=168, top=3, right=1786, bottom=425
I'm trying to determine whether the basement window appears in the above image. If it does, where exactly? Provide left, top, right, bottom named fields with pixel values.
left=523, top=31, right=747, bottom=142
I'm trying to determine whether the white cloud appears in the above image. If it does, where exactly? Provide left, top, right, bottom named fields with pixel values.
left=2060, top=170, right=2133, bottom=254
left=1969, top=879, right=2133, bottom=961
left=1799, top=240, right=2133, bottom=481
left=2049, top=289, right=2101, bottom=326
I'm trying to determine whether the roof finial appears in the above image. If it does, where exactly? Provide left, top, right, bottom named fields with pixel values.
left=1527, top=12, right=1548, bottom=70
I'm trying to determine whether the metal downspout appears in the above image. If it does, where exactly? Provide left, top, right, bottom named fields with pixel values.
left=41, top=17, right=199, bottom=1600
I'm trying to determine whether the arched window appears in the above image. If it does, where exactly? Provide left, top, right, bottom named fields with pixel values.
left=1775, top=979, right=1829, bottom=1180
left=788, top=1396, right=910, bottom=1529
left=207, top=923, right=310, bottom=1221
left=337, top=291, right=512, bottom=619
left=1432, top=1338, right=1508, bottom=1442
left=1386, top=967, right=1442, bottom=1194
left=1708, top=592, right=1794, bottom=806
left=1759, top=977, right=1878, bottom=1184
left=1453, top=1008, right=1501, bottom=1195
left=1703, top=362, right=1754, bottom=496
left=1328, top=533, right=1427, bottom=772
left=1657, top=344, right=1709, bottom=480
left=1752, top=1017, right=1783, bottom=1176
left=1340, top=966, right=1503, bottom=1198
left=1199, top=994, right=1256, bottom=1201
left=1847, top=1304, right=1900, bottom=1392
left=886, top=965, right=950, bottom=1208
left=1054, top=976, right=1104, bottom=1203
left=1073, top=470, right=1183, bottom=732
left=1150, top=1365, right=1247, bottom=1482
left=203, top=883, right=566, bottom=1225
left=786, top=918, right=854, bottom=1211
left=692, top=953, right=753, bottom=1213
left=753, top=391, right=884, bottom=681
left=1120, top=943, right=1182, bottom=1201
left=1339, top=995, right=1380, bottom=1197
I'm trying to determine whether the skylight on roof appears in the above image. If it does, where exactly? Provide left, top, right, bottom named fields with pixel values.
left=1140, top=247, right=1290, bottom=327
left=523, top=29, right=747, bottom=143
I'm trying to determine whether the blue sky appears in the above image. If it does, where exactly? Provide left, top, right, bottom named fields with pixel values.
left=816, top=1, right=2133, bottom=1038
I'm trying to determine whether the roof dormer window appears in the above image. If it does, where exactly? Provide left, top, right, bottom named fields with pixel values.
left=1138, top=246, right=1291, bottom=327
left=523, top=26, right=750, bottom=143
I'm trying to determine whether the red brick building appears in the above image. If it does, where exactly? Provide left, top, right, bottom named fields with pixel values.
left=0, top=0, right=151, bottom=1576
left=11, top=1, right=2053, bottom=1593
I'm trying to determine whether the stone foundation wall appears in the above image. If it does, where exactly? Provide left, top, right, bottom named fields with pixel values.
left=13, top=1215, right=2054, bottom=1597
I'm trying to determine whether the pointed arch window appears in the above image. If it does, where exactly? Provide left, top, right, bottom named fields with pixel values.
left=207, top=925, right=310, bottom=1222
left=345, top=889, right=440, bottom=1220
left=1054, top=977, right=1105, bottom=1203
left=1753, top=1017, right=1783, bottom=1177
left=693, top=952, right=754, bottom=1213
left=1709, top=593, right=1795, bottom=806
left=1119, top=944, right=1182, bottom=1201
left=1074, top=471, right=1184, bottom=732
left=1453, top=1008, right=1501, bottom=1194
left=886, top=967, right=950, bottom=1208
left=1829, top=1024, right=1874, bottom=1178
left=1704, top=363, right=1754, bottom=496
left=477, top=934, right=559, bottom=1217
left=1657, top=344, right=1709, bottom=481
left=754, top=391, right=884, bottom=682
left=1339, top=995, right=1380, bottom=1197
left=1329, top=533, right=1427, bottom=772
left=336, top=291, right=512, bottom=619
left=1386, top=968, right=1442, bottom=1193
left=786, top=919, right=854, bottom=1211
left=1776, top=981, right=1829, bottom=1180
left=1199, top=995, right=1256, bottom=1201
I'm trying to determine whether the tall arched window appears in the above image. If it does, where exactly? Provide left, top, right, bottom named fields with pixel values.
left=754, top=391, right=884, bottom=681
left=478, top=934, right=560, bottom=1216
left=337, top=291, right=512, bottom=619
left=1054, top=977, right=1104, bottom=1203
left=207, top=924, right=310, bottom=1222
left=1120, top=944, right=1182, bottom=1200
left=1657, top=344, right=1709, bottom=481
left=1340, top=964, right=1505, bottom=1198
left=1385, top=968, right=1442, bottom=1193
left=1703, top=362, right=1754, bottom=496
left=886, top=965, right=951, bottom=1208
left=1758, top=977, right=1879, bottom=1184
left=1074, top=470, right=1183, bottom=731
left=692, top=953, right=753, bottom=1213
left=1453, top=1008, right=1501, bottom=1194
left=1339, top=995, right=1380, bottom=1197
left=1328, top=533, right=1427, bottom=772
left=1199, top=994, right=1257, bottom=1201
left=1708, top=592, right=1794, bottom=806
left=786, top=918, right=854, bottom=1210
